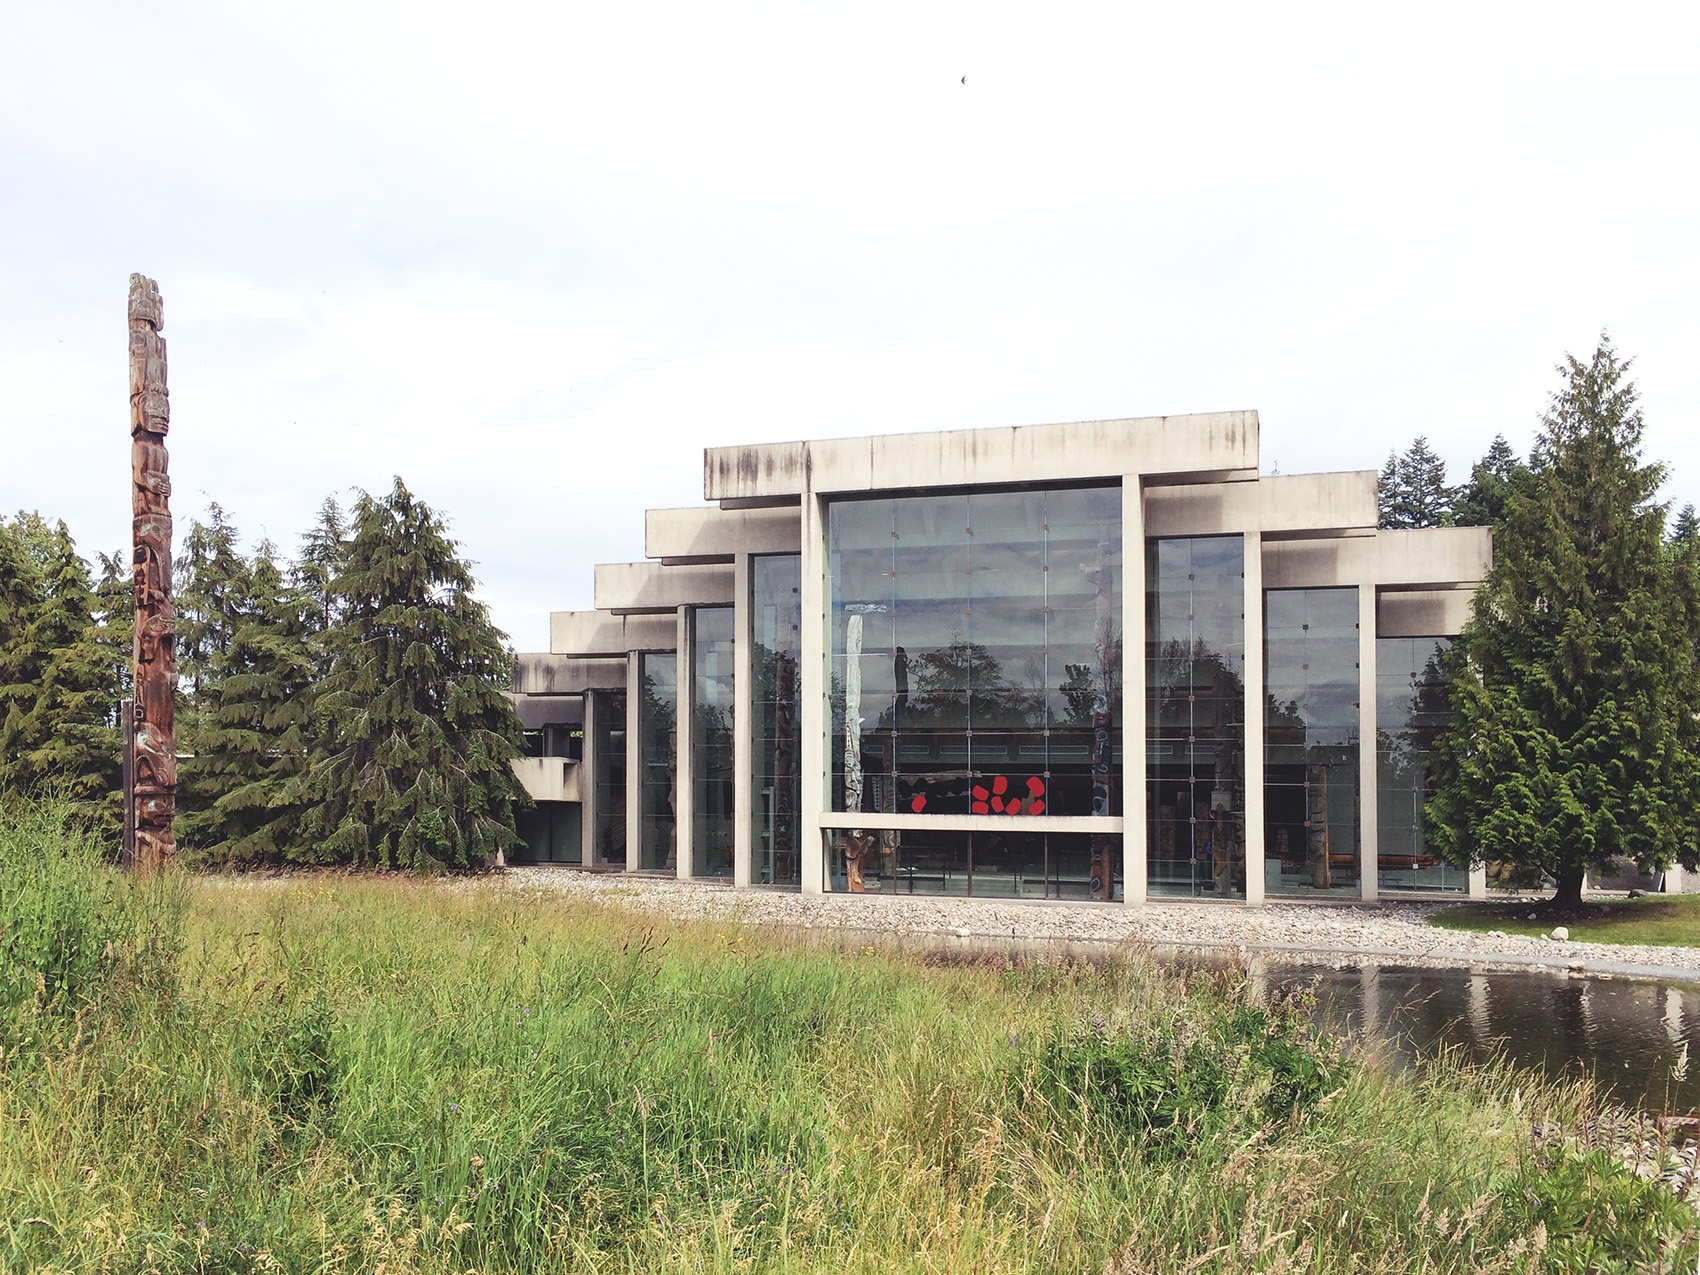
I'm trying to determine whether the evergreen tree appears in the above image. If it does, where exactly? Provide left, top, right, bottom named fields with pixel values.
left=0, top=520, right=43, bottom=715
left=1426, top=338, right=1700, bottom=907
left=177, top=543, right=316, bottom=861
left=295, top=496, right=348, bottom=646
left=1453, top=434, right=1525, bottom=529
left=0, top=522, right=125, bottom=828
left=1672, top=504, right=1699, bottom=547
left=300, top=478, right=523, bottom=869
left=175, top=503, right=247, bottom=697
left=1377, top=436, right=1455, bottom=529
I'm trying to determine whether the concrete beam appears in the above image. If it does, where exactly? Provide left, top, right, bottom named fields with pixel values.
left=1378, top=588, right=1476, bottom=637
left=705, top=411, right=1260, bottom=500
left=1144, top=472, right=1377, bottom=539
left=511, top=757, right=583, bottom=804
left=514, top=654, right=627, bottom=695
left=514, top=695, right=583, bottom=729
left=1262, top=527, right=1492, bottom=591
left=594, top=561, right=736, bottom=615
left=550, top=610, right=679, bottom=656
left=645, top=505, right=801, bottom=563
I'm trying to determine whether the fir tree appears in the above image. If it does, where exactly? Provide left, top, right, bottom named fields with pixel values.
left=295, top=496, right=348, bottom=645
left=0, top=522, right=125, bottom=828
left=1672, top=504, right=1699, bottom=547
left=1377, top=436, right=1455, bottom=529
left=177, top=543, right=316, bottom=861
left=1426, top=337, right=1700, bottom=908
left=175, top=503, right=247, bottom=697
left=300, top=478, right=524, bottom=869
left=1453, top=435, right=1525, bottom=529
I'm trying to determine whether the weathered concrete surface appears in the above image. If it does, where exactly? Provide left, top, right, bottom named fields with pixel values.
left=550, top=610, right=678, bottom=656
left=1378, top=588, right=1476, bottom=637
left=510, top=757, right=583, bottom=803
left=705, top=412, right=1260, bottom=500
left=1263, top=526, right=1492, bottom=589
left=514, top=654, right=627, bottom=695
left=594, top=561, right=735, bottom=614
left=1144, top=471, right=1377, bottom=538
left=645, top=505, right=800, bottom=563
left=514, top=695, right=584, bottom=729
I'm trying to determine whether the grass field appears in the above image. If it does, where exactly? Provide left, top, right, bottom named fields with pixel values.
left=3, top=801, right=1698, bottom=1273
left=1431, top=893, right=1700, bottom=948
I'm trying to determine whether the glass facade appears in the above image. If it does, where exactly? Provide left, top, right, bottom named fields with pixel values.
left=514, top=802, right=582, bottom=863
left=1265, top=588, right=1360, bottom=897
left=639, top=652, right=677, bottom=871
left=826, top=828, right=1121, bottom=898
left=592, top=689, right=625, bottom=866
left=753, top=555, right=802, bottom=885
left=826, top=485, right=1122, bottom=825
left=693, top=608, right=735, bottom=877
left=1146, top=536, right=1247, bottom=898
left=1376, top=636, right=1462, bottom=892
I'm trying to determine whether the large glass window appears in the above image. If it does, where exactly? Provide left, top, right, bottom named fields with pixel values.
left=639, top=652, right=677, bottom=871
left=693, top=608, right=735, bottom=878
left=514, top=802, right=582, bottom=863
left=1265, top=589, right=1360, bottom=897
left=1376, top=636, right=1463, bottom=892
left=1146, top=536, right=1247, bottom=899
left=826, top=829, right=1121, bottom=898
left=827, top=485, right=1122, bottom=827
left=753, top=555, right=801, bottom=885
left=592, top=689, right=625, bottom=865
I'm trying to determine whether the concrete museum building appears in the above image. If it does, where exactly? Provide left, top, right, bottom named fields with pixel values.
left=509, top=410, right=1493, bottom=904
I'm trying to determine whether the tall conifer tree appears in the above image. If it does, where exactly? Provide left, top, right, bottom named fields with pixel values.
left=1453, top=435, right=1525, bottom=529
left=1377, top=436, right=1455, bottom=528
left=1427, top=338, right=1700, bottom=906
left=178, top=543, right=315, bottom=860
left=300, top=479, right=523, bottom=869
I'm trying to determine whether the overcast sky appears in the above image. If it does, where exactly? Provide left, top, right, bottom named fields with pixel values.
left=4, top=1, right=1696, bottom=647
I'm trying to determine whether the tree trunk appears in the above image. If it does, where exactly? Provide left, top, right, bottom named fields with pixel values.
left=1552, top=865, right=1586, bottom=910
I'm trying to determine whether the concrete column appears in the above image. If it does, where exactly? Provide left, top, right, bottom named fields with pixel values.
left=1123, top=475, right=1147, bottom=903
left=1468, top=863, right=1488, bottom=899
left=1359, top=585, right=1378, bottom=904
left=582, top=691, right=600, bottom=865
left=1244, top=531, right=1266, bottom=906
left=799, top=492, right=828, bottom=894
left=625, top=649, right=642, bottom=873
left=733, top=553, right=753, bottom=888
left=675, top=607, right=695, bottom=879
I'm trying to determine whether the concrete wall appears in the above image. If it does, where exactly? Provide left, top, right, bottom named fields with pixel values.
left=705, top=411, right=1260, bottom=501
left=1263, top=526, right=1492, bottom=590
left=594, top=561, right=735, bottom=614
left=515, top=694, right=583, bottom=729
left=1379, top=588, right=1476, bottom=637
left=645, top=505, right=801, bottom=563
left=550, top=610, right=678, bottom=656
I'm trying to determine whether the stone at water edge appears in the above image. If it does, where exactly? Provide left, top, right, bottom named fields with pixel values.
left=1552, top=926, right=1570, bottom=941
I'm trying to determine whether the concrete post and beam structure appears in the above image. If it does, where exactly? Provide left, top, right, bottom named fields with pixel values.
left=509, top=410, right=1490, bottom=905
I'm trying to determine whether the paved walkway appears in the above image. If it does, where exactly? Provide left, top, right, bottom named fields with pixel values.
left=500, top=868, right=1700, bottom=983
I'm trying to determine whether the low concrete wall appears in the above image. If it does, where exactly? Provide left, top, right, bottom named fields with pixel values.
left=511, top=757, right=582, bottom=803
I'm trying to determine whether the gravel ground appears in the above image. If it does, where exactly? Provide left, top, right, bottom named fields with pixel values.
left=495, top=867, right=1700, bottom=982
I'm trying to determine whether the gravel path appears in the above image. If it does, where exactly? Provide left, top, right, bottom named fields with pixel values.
left=498, top=867, right=1700, bottom=982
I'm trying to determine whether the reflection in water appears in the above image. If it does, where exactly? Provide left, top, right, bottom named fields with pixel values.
left=1267, top=962, right=1700, bottom=1112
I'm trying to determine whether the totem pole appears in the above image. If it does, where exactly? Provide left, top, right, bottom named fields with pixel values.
left=127, top=274, right=177, bottom=871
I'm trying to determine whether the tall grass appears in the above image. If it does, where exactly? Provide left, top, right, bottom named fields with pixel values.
left=0, top=811, right=1693, bottom=1271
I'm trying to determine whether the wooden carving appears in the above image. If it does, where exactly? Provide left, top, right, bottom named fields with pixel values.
left=128, top=274, right=176, bottom=871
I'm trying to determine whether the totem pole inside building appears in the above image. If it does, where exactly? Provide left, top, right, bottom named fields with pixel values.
left=127, top=274, right=177, bottom=870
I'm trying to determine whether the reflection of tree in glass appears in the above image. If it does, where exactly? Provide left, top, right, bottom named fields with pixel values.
left=885, top=635, right=1046, bottom=730
left=1058, top=638, right=1126, bottom=726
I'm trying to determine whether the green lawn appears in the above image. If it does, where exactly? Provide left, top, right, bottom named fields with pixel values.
left=4, top=798, right=1696, bottom=1273
left=1431, top=893, right=1700, bottom=947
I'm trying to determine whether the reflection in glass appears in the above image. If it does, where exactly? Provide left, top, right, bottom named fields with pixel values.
left=1265, top=588, right=1360, bottom=896
left=1146, top=536, right=1247, bottom=898
left=639, top=652, right=677, bottom=871
left=753, top=556, right=802, bottom=885
left=514, top=802, right=582, bottom=863
left=693, top=608, right=735, bottom=877
left=826, top=485, right=1122, bottom=824
left=825, top=828, right=1121, bottom=898
left=592, top=689, right=625, bottom=865
left=1376, top=636, right=1462, bottom=892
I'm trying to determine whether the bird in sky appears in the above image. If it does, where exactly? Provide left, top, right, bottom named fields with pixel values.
left=961, top=76, right=966, bottom=84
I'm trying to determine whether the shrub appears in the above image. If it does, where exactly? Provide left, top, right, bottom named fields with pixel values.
left=0, top=796, right=184, bottom=1033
